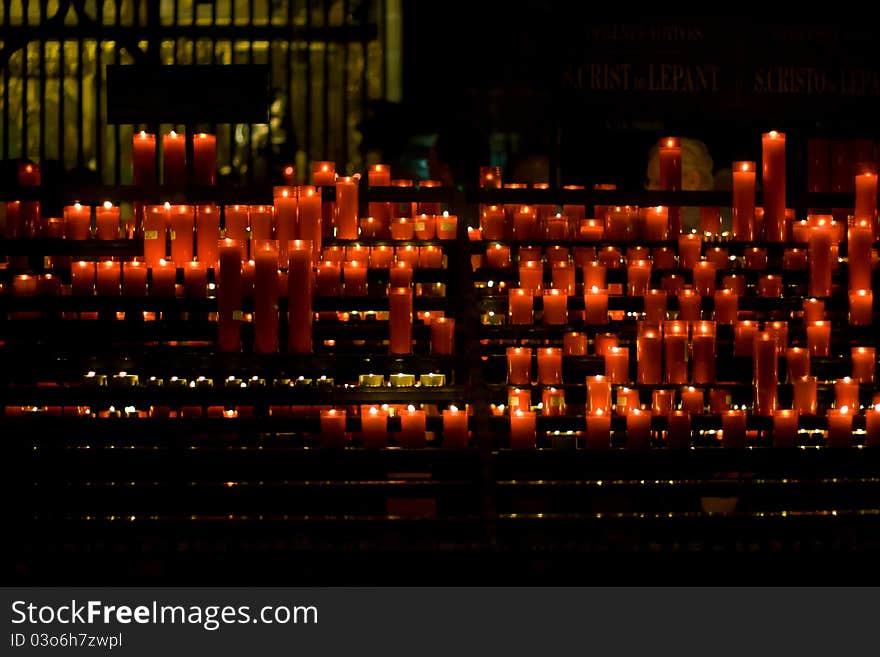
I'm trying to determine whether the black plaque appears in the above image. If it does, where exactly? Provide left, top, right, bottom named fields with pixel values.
left=106, top=65, right=270, bottom=124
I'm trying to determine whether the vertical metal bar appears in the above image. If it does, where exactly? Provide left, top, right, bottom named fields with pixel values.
left=39, top=0, right=46, bottom=165
left=322, top=0, right=329, bottom=159
left=305, top=0, right=312, bottom=170
left=359, top=8, right=367, bottom=167
left=95, top=1, right=105, bottom=180
left=114, top=0, right=122, bottom=184
left=21, top=0, right=29, bottom=161
left=77, top=34, right=84, bottom=165
left=247, top=0, right=254, bottom=182
left=379, top=0, right=386, bottom=102
left=2, top=0, right=8, bottom=161
left=58, top=15, right=65, bottom=166
left=229, top=0, right=236, bottom=174
left=341, top=0, right=349, bottom=172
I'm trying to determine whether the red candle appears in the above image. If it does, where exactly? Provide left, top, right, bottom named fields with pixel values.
left=809, top=223, right=834, bottom=297
left=361, top=406, right=388, bottom=448
left=680, top=386, right=704, bottom=414
left=370, top=247, right=392, bottom=269
left=753, top=332, right=778, bottom=416
left=413, top=214, right=436, bottom=240
left=677, top=234, right=701, bottom=270
left=793, top=376, right=818, bottom=415
left=580, top=219, right=605, bottom=241
left=627, top=259, right=651, bottom=296
left=170, top=205, right=195, bottom=264
left=758, top=275, right=783, bottom=298
left=854, top=170, right=877, bottom=226
left=663, top=320, right=688, bottom=384
left=677, top=288, right=701, bottom=322
left=582, top=262, right=606, bottom=290
left=481, top=205, right=505, bottom=240
left=806, top=321, right=831, bottom=357
left=389, top=287, right=413, bottom=354
left=334, top=176, right=359, bottom=239
left=692, top=320, right=716, bottom=383
left=320, top=409, right=347, bottom=448
left=398, top=406, right=426, bottom=448
left=594, top=333, right=619, bottom=357
left=713, top=289, right=738, bottom=325
left=64, top=203, right=91, bottom=240
left=541, top=388, right=566, bottom=417
left=439, top=406, right=468, bottom=448
left=538, top=289, right=567, bottom=325
left=431, top=317, right=455, bottom=354
left=850, top=289, right=873, bottom=325
left=343, top=261, right=368, bottom=296
left=193, top=133, right=216, bottom=185
left=732, top=161, right=756, bottom=241
left=626, top=408, right=652, bottom=450
left=150, top=258, right=176, bottom=297
left=546, top=213, right=568, bottom=239
left=436, top=213, right=458, bottom=240
left=121, top=261, right=147, bottom=297
left=550, top=262, right=575, bottom=295
left=584, top=286, right=609, bottom=324
left=803, top=298, right=825, bottom=323
left=537, top=347, right=562, bottom=385
left=480, top=166, right=502, bottom=189
left=395, top=245, right=419, bottom=268
left=71, top=261, right=95, bottom=296
left=386, top=262, right=412, bottom=290
left=253, top=245, right=279, bottom=353
left=389, top=217, right=414, bottom=241
left=773, top=409, right=799, bottom=448
left=659, top=137, right=682, bottom=234
left=162, top=130, right=186, bottom=186
left=297, top=187, right=322, bottom=259
left=419, top=245, right=443, bottom=268
left=643, top=289, right=667, bottom=323
left=866, top=404, right=880, bottom=447
left=786, top=347, right=811, bottom=382
left=315, top=261, right=341, bottom=296
left=509, top=289, right=534, bottom=325
left=183, top=261, right=207, bottom=298
left=195, top=205, right=220, bottom=268
left=733, top=320, right=757, bottom=357
left=586, top=375, right=611, bottom=413
left=826, top=407, right=853, bottom=448
left=722, top=410, right=747, bottom=448
left=287, top=240, right=313, bottom=354
left=643, top=206, right=669, bottom=241
left=848, top=220, right=873, bottom=291
left=586, top=409, right=612, bottom=450
left=563, top=332, right=588, bottom=356
left=141, top=204, right=167, bottom=267
left=761, top=131, right=786, bottom=241
left=852, top=346, right=875, bottom=383
left=507, top=387, right=531, bottom=413
left=95, top=202, right=120, bottom=240
left=312, top=161, right=336, bottom=186
left=518, top=260, right=543, bottom=294
left=637, top=325, right=662, bottom=384
left=224, top=205, right=249, bottom=251
left=693, top=261, right=716, bottom=297
left=273, top=186, right=297, bottom=253
left=132, top=131, right=156, bottom=186
left=96, top=260, right=120, bottom=296
left=218, top=240, right=243, bottom=352
left=11, top=274, right=37, bottom=297
left=782, top=248, right=807, bottom=270
left=614, top=387, right=639, bottom=415
left=483, top=243, right=510, bottom=269
left=602, top=346, right=628, bottom=383
left=248, top=204, right=272, bottom=242
left=667, top=411, right=691, bottom=449
left=513, top=205, right=537, bottom=240
left=509, top=409, right=536, bottom=449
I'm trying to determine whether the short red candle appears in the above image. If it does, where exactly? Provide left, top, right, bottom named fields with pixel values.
left=627, top=259, right=652, bottom=296
left=96, top=260, right=120, bottom=296
left=320, top=409, right=347, bottom=448
left=826, top=407, right=853, bottom=448
left=803, top=299, right=825, bottom=325
left=11, top=274, right=37, bottom=296
left=519, top=261, right=543, bottom=294
left=852, top=346, right=875, bottom=383
left=419, top=245, right=443, bottom=268
left=586, top=375, right=611, bottom=413
left=594, top=333, right=619, bottom=357
left=584, top=286, right=609, bottom=324
left=866, top=404, right=880, bottom=447
left=704, top=246, right=730, bottom=268
left=681, top=386, right=704, bottom=414
left=481, top=205, right=505, bottom=240
left=537, top=347, right=562, bottom=385
left=713, top=289, right=738, bottom=325
left=513, top=205, right=537, bottom=240
left=691, top=320, right=716, bottom=383
left=287, top=240, right=313, bottom=354
left=343, top=261, right=368, bottom=296
left=162, top=131, right=186, bottom=186
left=390, top=217, right=415, bottom=241
left=413, top=214, right=436, bottom=240
left=806, top=321, right=831, bottom=357
left=722, top=410, right=747, bottom=448
left=64, top=203, right=91, bottom=240
left=389, top=262, right=413, bottom=289
left=773, top=409, right=799, bottom=448
left=551, top=262, right=575, bottom=295
left=430, top=317, right=455, bottom=354
left=586, top=409, right=611, bottom=450
left=436, top=213, right=458, bottom=240
left=678, top=234, right=701, bottom=270
left=849, top=289, right=873, bottom=325
left=583, top=262, right=606, bottom=290
left=693, top=261, right=716, bottom=297
left=95, top=202, right=120, bottom=240
left=312, top=161, right=336, bottom=186
left=485, top=243, right=511, bottom=269
left=783, top=248, right=808, bottom=270
left=626, top=408, right=652, bottom=450
left=150, top=258, right=176, bottom=297
left=509, top=289, right=534, bottom=325
left=786, top=347, right=811, bottom=382
left=604, top=346, right=629, bottom=383
left=615, top=387, right=640, bottom=415
left=563, top=332, right=588, bottom=356
left=132, top=131, right=156, bottom=186
left=389, top=287, right=413, bottom=354
left=733, top=320, right=758, bottom=357
left=644, top=289, right=668, bottom=323
left=121, top=261, right=147, bottom=297
left=793, top=376, right=818, bottom=415
left=643, top=206, right=668, bottom=241
left=732, top=161, right=756, bottom=241
left=361, top=407, right=388, bottom=448
left=579, top=219, right=605, bottom=241
left=443, top=406, right=469, bottom=448
left=183, top=261, right=207, bottom=298
left=509, top=409, right=536, bottom=449
left=71, top=261, right=95, bottom=296
left=677, top=288, right=701, bottom=322
left=193, top=133, right=216, bottom=185
left=835, top=377, right=860, bottom=410
left=637, top=325, right=662, bottom=384
left=753, top=331, right=778, bottom=416
left=542, top=289, right=568, bottom=325
left=315, top=261, right=341, bottom=296
left=170, top=205, right=195, bottom=264
left=758, top=275, right=783, bottom=298
left=667, top=411, right=691, bottom=449
left=399, top=406, right=426, bottom=448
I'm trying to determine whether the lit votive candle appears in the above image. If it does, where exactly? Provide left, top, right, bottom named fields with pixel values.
left=758, top=275, right=783, bottom=298
left=627, top=259, right=652, bottom=296
left=826, top=407, right=853, bottom=448
left=541, top=388, right=566, bottom=416
left=123, top=261, right=148, bottom=297
left=615, top=387, right=640, bottom=415
left=693, top=261, right=716, bottom=297
left=586, top=375, right=611, bottom=413
left=485, top=243, right=511, bottom=269
left=835, top=377, right=859, bottom=410
left=793, top=376, right=818, bottom=415
left=361, top=406, right=388, bottom=448
left=806, top=321, right=831, bottom=357
left=691, top=320, right=716, bottom=383
left=95, top=202, right=120, bottom=240
left=586, top=409, right=611, bottom=450
left=320, top=409, right=347, bottom=448
left=652, top=389, right=675, bottom=417
left=849, top=289, right=873, bottom=325
left=733, top=320, right=758, bottom=357
left=667, top=411, right=691, bottom=449
left=644, top=289, right=668, bottom=323
left=509, top=409, right=536, bottom=449
left=71, top=261, right=95, bottom=296
left=151, top=259, right=177, bottom=297
left=542, top=289, right=568, bottom=325
left=637, top=325, right=662, bottom=384
left=183, top=261, right=207, bottom=298
left=866, top=404, right=880, bottom=447
left=722, top=410, right=747, bottom=448
left=626, top=408, right=652, bottom=450
left=677, top=288, right=701, bottom=322
left=537, top=347, right=563, bottom=385
left=443, top=406, right=469, bottom=448
left=399, top=406, right=427, bottom=448
left=509, top=288, right=534, bottom=324
left=436, top=213, right=458, bottom=240
left=64, top=202, right=91, bottom=240
left=507, top=347, right=532, bottom=385
left=551, top=261, right=575, bottom=295
left=786, top=347, right=810, bottom=382
left=663, top=320, right=689, bottom=384
left=430, top=317, right=455, bottom=354
left=773, top=409, right=799, bottom=448
left=803, top=297, right=825, bottom=323
left=582, top=261, right=606, bottom=290
left=852, top=346, right=876, bottom=383
left=681, top=386, right=704, bottom=414
left=343, top=261, right=368, bottom=296
left=713, top=289, right=738, bottom=325
left=96, top=260, right=120, bottom=296
left=584, top=286, right=609, bottom=324
left=594, top=332, right=619, bottom=357
left=678, top=233, right=702, bottom=270
left=604, top=346, right=629, bottom=383
left=753, top=331, right=778, bottom=416
left=563, top=332, right=588, bottom=356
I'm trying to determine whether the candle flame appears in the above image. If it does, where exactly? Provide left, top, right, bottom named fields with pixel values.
left=103, top=201, right=113, bottom=209
left=169, top=130, right=177, bottom=138
left=840, top=406, right=850, bottom=414
left=407, top=405, right=415, bottom=412
left=875, top=404, right=880, bottom=412
left=369, top=406, right=379, bottom=415
left=450, top=405, right=459, bottom=413
left=741, top=162, right=750, bottom=172
left=164, top=202, right=171, bottom=210
left=139, top=130, right=147, bottom=138
left=74, top=202, right=82, bottom=210
left=843, top=377, right=852, bottom=383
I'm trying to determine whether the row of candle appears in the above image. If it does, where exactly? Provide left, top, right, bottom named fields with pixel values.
left=132, top=131, right=216, bottom=186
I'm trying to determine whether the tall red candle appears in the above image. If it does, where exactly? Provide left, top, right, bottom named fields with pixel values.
left=162, top=130, right=186, bottom=186
left=852, top=346, right=875, bottom=383
left=273, top=186, right=297, bottom=254
left=195, top=204, right=220, bottom=268
left=170, top=205, right=195, bottom=264
left=551, top=262, right=575, bottom=295
left=224, top=205, right=250, bottom=250
left=854, top=170, right=877, bottom=228
left=71, top=261, right=95, bottom=296
left=793, top=376, right=818, bottom=415
left=343, top=261, right=367, bottom=296
left=122, top=260, right=148, bottom=297
left=762, top=131, right=786, bottom=241
left=287, top=240, right=313, bottom=354
left=249, top=205, right=273, bottom=241
left=95, top=202, right=120, bottom=240
left=218, top=239, right=243, bottom=352
left=732, top=161, right=756, bottom=241
left=834, top=377, right=859, bottom=410
left=659, top=137, right=682, bottom=234
left=193, top=133, right=216, bottom=185
left=866, top=404, right=880, bottom=447
left=663, top=320, right=689, bottom=384
left=253, top=244, right=279, bottom=353
left=64, top=202, right=91, bottom=240
left=753, top=331, right=778, bottom=415
left=142, top=204, right=168, bottom=267
left=537, top=347, right=562, bottom=385
left=637, top=324, right=662, bottom=384
left=132, top=131, right=156, bottom=186
left=691, top=320, right=716, bottom=383
left=335, top=176, right=359, bottom=239
left=849, top=289, right=873, bottom=325
left=722, top=410, right=747, bottom=448
left=389, top=287, right=413, bottom=354
left=298, top=186, right=322, bottom=260
left=644, top=289, right=668, bottom=323
left=848, top=220, right=873, bottom=291
left=809, top=223, right=833, bottom=297
left=713, top=289, right=738, bottom=325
